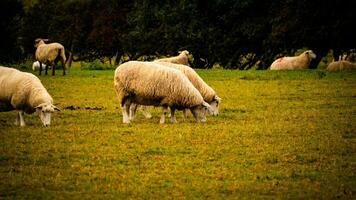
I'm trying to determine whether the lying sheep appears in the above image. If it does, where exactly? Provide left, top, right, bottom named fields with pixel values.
left=114, top=61, right=213, bottom=124
left=346, top=52, right=356, bottom=62
left=0, top=66, right=60, bottom=126
left=155, top=50, right=190, bottom=66
left=34, top=38, right=66, bottom=76
left=270, top=50, right=317, bottom=70
left=326, top=60, right=356, bottom=71
left=131, top=62, right=221, bottom=121
left=32, top=61, right=49, bottom=71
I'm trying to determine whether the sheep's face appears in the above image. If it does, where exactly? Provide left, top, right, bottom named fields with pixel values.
left=190, top=102, right=213, bottom=123
left=179, top=50, right=189, bottom=56
left=305, top=50, right=317, bottom=59
left=209, top=95, right=221, bottom=116
left=36, top=103, right=60, bottom=127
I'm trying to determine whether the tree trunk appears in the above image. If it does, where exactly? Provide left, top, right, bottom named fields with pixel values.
left=67, top=52, right=73, bottom=68
left=332, top=48, right=341, bottom=61
left=310, top=48, right=328, bottom=69
left=67, top=42, right=74, bottom=68
left=113, top=49, right=122, bottom=65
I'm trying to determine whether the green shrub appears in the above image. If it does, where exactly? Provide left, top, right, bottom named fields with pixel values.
left=80, top=59, right=115, bottom=70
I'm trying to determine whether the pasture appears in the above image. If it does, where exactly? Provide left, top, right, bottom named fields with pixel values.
left=0, top=68, right=355, bottom=199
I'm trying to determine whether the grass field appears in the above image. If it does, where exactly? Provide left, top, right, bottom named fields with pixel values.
left=0, top=68, right=355, bottom=199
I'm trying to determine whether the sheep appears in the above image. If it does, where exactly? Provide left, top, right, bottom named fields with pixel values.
left=131, top=62, right=221, bottom=121
left=345, top=52, right=356, bottom=62
left=270, top=50, right=317, bottom=70
left=155, top=50, right=190, bottom=66
left=114, top=61, right=214, bottom=124
left=0, top=66, right=60, bottom=126
left=326, top=60, right=356, bottom=71
left=34, top=38, right=66, bottom=76
left=32, top=61, right=49, bottom=71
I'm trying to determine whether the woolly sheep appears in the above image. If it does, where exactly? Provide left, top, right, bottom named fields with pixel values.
left=131, top=62, right=221, bottom=121
left=346, top=52, right=356, bottom=62
left=34, top=38, right=66, bottom=76
left=155, top=50, right=190, bottom=66
left=0, top=66, right=60, bottom=126
left=326, top=60, right=356, bottom=71
left=270, top=50, right=317, bottom=70
left=114, top=61, right=213, bottom=124
left=32, top=61, right=49, bottom=71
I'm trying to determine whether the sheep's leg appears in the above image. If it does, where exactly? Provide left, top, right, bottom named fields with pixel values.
left=45, top=63, right=49, bottom=75
left=160, top=106, right=168, bottom=124
left=129, top=103, right=138, bottom=120
left=39, top=62, right=42, bottom=75
left=61, top=58, right=66, bottom=76
left=170, top=108, right=177, bottom=123
left=141, top=106, right=152, bottom=119
left=14, top=113, right=19, bottom=126
left=15, top=111, right=25, bottom=127
left=182, top=109, right=187, bottom=120
left=52, top=62, right=56, bottom=76
left=121, top=99, right=131, bottom=124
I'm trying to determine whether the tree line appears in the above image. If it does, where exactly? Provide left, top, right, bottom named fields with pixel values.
left=1, top=0, right=355, bottom=69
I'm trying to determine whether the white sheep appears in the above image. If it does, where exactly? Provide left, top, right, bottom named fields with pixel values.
left=270, top=50, right=317, bottom=70
left=32, top=61, right=49, bottom=71
left=131, top=62, right=221, bottom=121
left=34, top=38, right=66, bottom=76
left=0, top=66, right=60, bottom=126
left=346, top=52, right=356, bottom=62
left=326, top=60, right=356, bottom=71
left=155, top=50, right=190, bottom=66
left=114, top=61, right=213, bottom=124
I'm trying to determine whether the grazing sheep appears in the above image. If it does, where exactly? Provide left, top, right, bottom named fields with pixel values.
left=34, top=38, right=66, bottom=76
left=114, top=61, right=213, bottom=124
left=32, top=61, right=49, bottom=71
left=155, top=50, right=190, bottom=66
left=0, top=66, right=60, bottom=126
left=131, top=62, right=221, bottom=121
left=346, top=52, right=356, bottom=62
left=326, top=60, right=356, bottom=71
left=270, top=50, right=317, bottom=70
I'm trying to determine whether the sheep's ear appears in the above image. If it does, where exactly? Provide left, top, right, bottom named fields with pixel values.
left=43, top=38, right=49, bottom=42
left=35, top=103, right=48, bottom=110
left=202, top=101, right=213, bottom=114
left=53, top=105, right=61, bottom=111
left=202, top=101, right=210, bottom=107
left=214, top=95, right=221, bottom=102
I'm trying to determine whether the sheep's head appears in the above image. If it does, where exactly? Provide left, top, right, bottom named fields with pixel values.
left=34, top=38, right=49, bottom=48
left=179, top=50, right=189, bottom=57
left=35, top=103, right=60, bottom=127
left=190, top=101, right=213, bottom=123
left=209, top=95, right=221, bottom=116
left=346, top=52, right=356, bottom=62
left=305, top=50, right=317, bottom=60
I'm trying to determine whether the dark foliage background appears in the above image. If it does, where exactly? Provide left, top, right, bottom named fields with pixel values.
left=1, top=0, right=355, bottom=69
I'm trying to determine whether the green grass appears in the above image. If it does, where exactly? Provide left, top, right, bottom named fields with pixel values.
left=0, top=68, right=355, bottom=199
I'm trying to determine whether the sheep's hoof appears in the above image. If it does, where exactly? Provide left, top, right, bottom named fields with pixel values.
left=159, top=120, right=165, bottom=124
left=123, top=120, right=130, bottom=124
